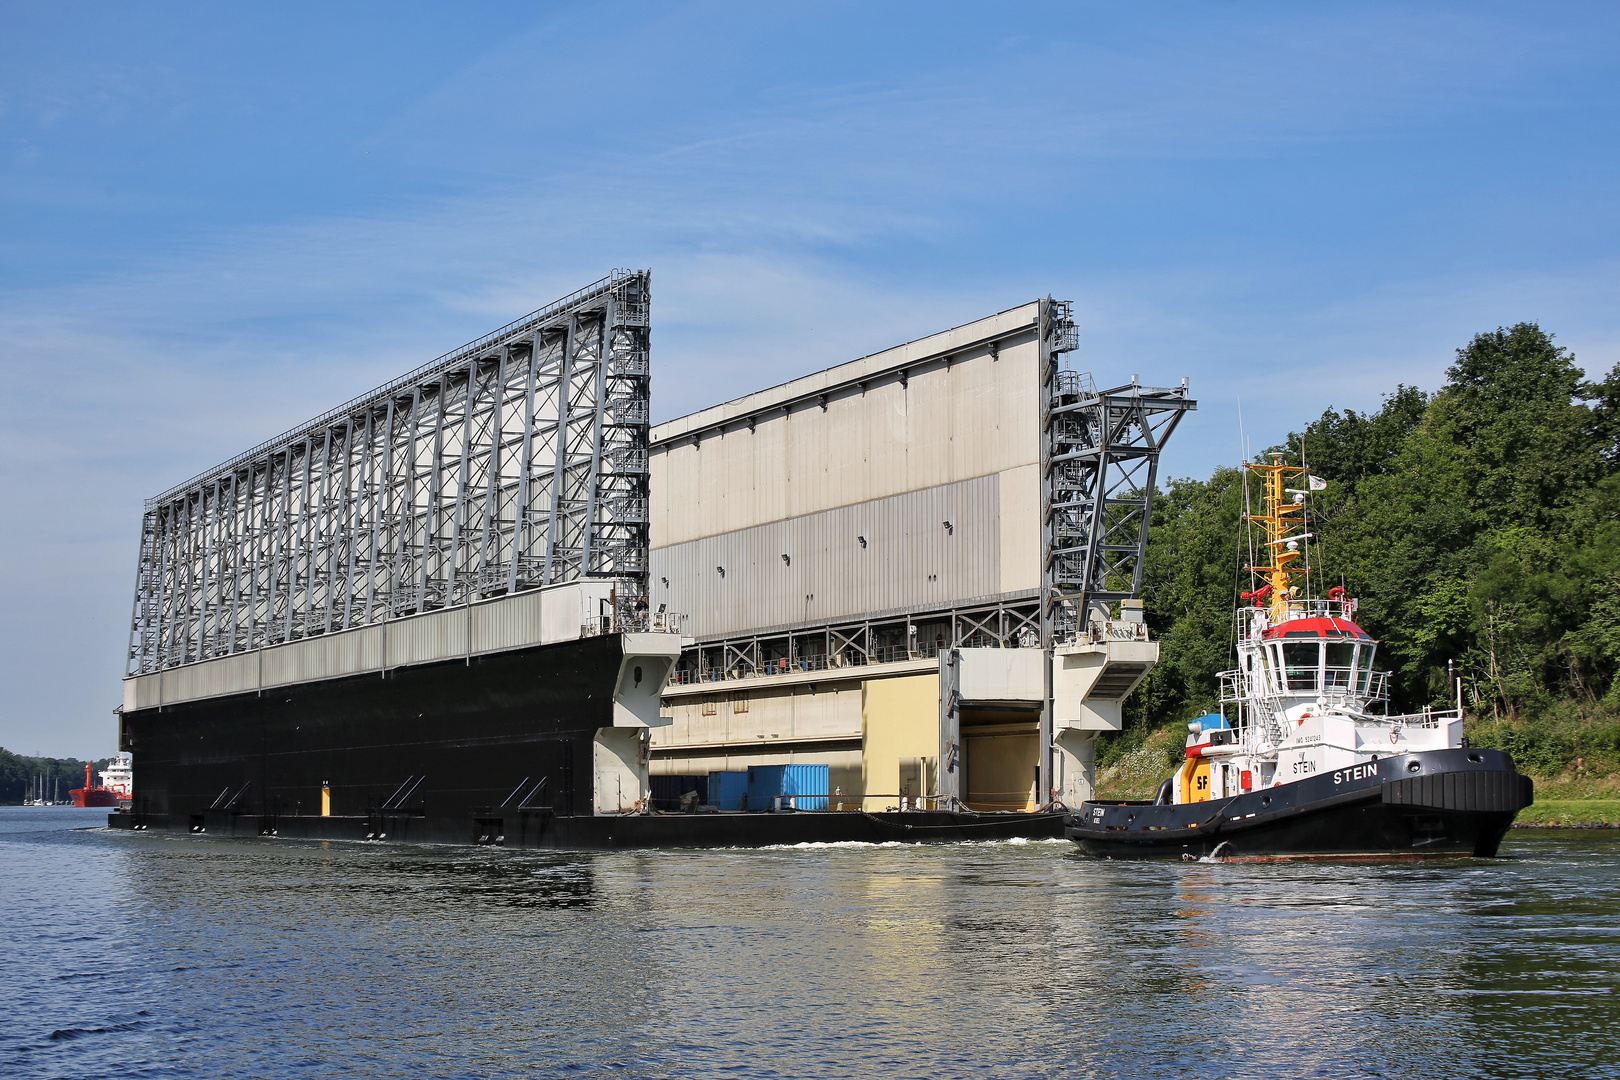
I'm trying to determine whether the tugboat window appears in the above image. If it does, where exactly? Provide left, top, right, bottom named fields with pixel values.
left=1283, top=641, right=1320, bottom=691
left=1324, top=642, right=1356, bottom=689
left=1356, top=645, right=1377, bottom=693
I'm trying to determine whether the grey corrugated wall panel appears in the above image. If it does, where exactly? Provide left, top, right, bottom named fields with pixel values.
left=129, top=673, right=160, bottom=711
left=650, top=474, right=999, bottom=640
left=258, top=632, right=310, bottom=688
left=170, top=651, right=260, bottom=700
left=539, top=580, right=615, bottom=643
left=385, top=607, right=468, bottom=669
left=472, top=588, right=545, bottom=654
left=263, top=625, right=382, bottom=687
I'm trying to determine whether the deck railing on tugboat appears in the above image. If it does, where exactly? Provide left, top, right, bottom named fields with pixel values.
left=1219, top=670, right=1293, bottom=746
left=1221, top=667, right=1449, bottom=742
left=1275, top=599, right=1359, bottom=624
left=1369, top=706, right=1452, bottom=730
left=1235, top=599, right=1360, bottom=637
left=1313, top=671, right=1390, bottom=710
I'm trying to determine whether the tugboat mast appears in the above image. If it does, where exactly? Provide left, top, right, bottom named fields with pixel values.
left=1244, top=454, right=1311, bottom=625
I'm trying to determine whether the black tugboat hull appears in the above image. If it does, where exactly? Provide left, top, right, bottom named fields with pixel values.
left=1067, top=748, right=1533, bottom=860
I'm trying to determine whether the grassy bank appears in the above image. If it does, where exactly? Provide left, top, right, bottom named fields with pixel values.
left=1094, top=726, right=1185, bottom=801
left=1512, top=799, right=1620, bottom=827
left=1467, top=708, right=1620, bottom=783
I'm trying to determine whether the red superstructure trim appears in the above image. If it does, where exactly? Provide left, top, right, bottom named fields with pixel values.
left=1262, top=617, right=1374, bottom=641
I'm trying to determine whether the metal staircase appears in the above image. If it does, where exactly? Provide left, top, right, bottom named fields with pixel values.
left=1037, top=299, right=1197, bottom=646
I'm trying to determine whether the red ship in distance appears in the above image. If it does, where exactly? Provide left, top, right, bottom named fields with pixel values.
left=71, top=762, right=119, bottom=808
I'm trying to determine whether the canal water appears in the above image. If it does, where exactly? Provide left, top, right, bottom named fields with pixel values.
left=3, top=807, right=1617, bottom=1079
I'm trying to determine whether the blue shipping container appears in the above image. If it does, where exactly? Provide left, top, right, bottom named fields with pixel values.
left=707, top=771, right=749, bottom=811
left=746, top=764, right=829, bottom=811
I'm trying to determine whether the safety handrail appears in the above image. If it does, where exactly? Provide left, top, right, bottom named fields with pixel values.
left=642, top=791, right=1047, bottom=812
left=668, top=641, right=951, bottom=685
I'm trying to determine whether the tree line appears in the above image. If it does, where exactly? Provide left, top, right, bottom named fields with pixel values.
left=0, top=747, right=116, bottom=803
left=1109, top=323, right=1620, bottom=777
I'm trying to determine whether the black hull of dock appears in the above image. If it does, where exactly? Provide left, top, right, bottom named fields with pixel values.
left=1067, top=748, right=1533, bottom=860
left=106, top=806, right=1067, bottom=848
left=117, top=634, right=621, bottom=840
left=113, top=633, right=1064, bottom=850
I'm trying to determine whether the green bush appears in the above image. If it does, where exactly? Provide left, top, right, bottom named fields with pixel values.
left=1096, top=718, right=1188, bottom=772
left=1468, top=707, right=1620, bottom=777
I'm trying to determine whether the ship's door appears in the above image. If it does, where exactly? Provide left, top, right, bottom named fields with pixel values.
left=1181, top=759, right=1212, bottom=803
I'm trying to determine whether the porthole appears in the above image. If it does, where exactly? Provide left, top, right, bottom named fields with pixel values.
left=1407, top=761, right=1422, bottom=774
left=1467, top=752, right=1483, bottom=764
left=1261, top=796, right=1271, bottom=807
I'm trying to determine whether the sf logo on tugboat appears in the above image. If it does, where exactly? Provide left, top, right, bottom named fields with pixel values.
left=1332, top=763, right=1380, bottom=785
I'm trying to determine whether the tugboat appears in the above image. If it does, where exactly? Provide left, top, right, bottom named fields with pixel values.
left=1067, top=454, right=1533, bottom=860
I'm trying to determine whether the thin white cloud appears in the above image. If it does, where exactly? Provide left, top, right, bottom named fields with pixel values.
left=3, top=1, right=1618, bottom=753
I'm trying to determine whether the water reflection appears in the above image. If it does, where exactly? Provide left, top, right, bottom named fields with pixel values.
left=3, top=816, right=1617, bottom=1080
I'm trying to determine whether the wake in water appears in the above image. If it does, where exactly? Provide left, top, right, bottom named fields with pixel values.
left=757, top=836, right=1072, bottom=851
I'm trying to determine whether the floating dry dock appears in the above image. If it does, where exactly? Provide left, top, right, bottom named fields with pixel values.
left=112, top=272, right=1188, bottom=848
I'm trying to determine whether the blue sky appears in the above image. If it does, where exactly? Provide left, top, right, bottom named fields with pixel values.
left=2, top=1, right=1616, bottom=756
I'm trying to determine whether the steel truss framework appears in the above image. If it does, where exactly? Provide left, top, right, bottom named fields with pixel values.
left=128, top=271, right=652, bottom=676
left=670, top=596, right=1043, bottom=686
left=1038, top=301, right=1196, bottom=645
